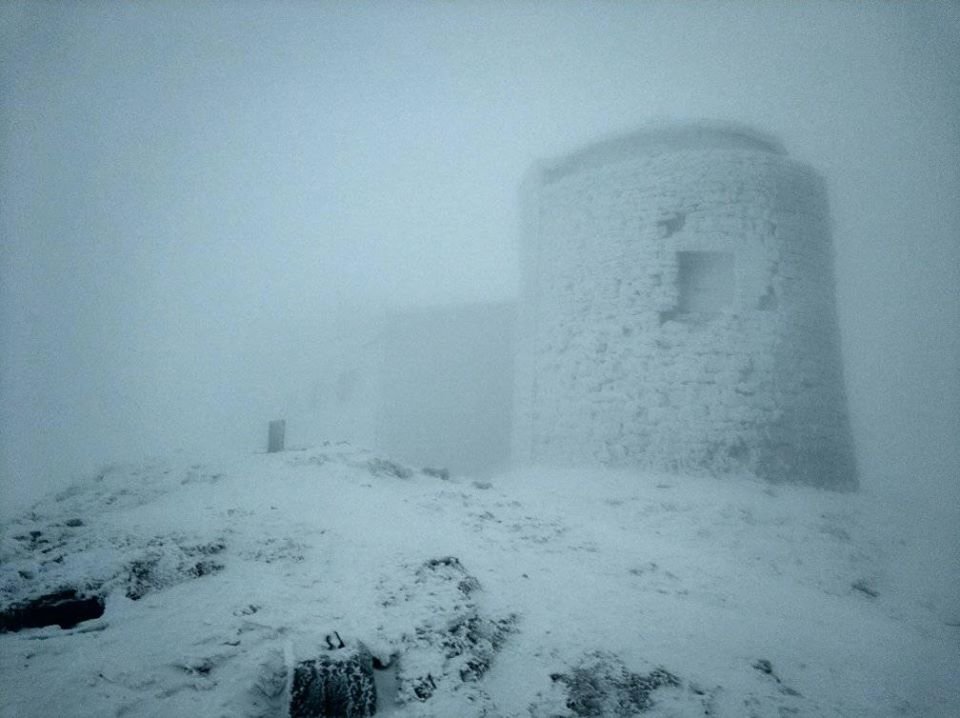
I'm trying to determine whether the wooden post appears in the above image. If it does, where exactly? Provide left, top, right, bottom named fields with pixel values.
left=268, top=419, right=286, bottom=453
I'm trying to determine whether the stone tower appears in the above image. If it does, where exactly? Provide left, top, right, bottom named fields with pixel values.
left=513, top=122, right=857, bottom=489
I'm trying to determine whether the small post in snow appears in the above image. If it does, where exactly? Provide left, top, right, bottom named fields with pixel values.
left=268, top=419, right=286, bottom=453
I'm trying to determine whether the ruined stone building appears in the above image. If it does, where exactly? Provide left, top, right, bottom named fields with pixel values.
left=321, top=122, right=856, bottom=489
left=513, top=123, right=857, bottom=489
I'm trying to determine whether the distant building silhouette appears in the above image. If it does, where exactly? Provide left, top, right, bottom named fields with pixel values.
left=325, top=123, right=857, bottom=489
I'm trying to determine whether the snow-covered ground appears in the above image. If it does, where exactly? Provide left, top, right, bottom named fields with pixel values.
left=1, top=445, right=957, bottom=717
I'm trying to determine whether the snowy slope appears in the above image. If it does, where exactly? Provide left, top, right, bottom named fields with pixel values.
left=1, top=445, right=957, bottom=717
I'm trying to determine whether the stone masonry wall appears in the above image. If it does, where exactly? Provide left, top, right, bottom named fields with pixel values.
left=514, top=126, right=857, bottom=489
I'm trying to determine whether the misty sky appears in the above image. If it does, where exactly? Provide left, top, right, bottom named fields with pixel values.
left=1, top=1, right=958, bottom=516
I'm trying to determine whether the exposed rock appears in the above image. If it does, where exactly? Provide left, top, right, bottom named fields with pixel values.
left=121, top=538, right=225, bottom=600
left=365, top=458, right=413, bottom=479
left=546, top=652, right=680, bottom=716
left=0, top=588, right=105, bottom=632
left=752, top=658, right=774, bottom=675
left=378, top=556, right=516, bottom=712
left=290, top=642, right=377, bottom=718
left=851, top=578, right=879, bottom=598
left=415, top=555, right=481, bottom=596
left=751, top=657, right=802, bottom=697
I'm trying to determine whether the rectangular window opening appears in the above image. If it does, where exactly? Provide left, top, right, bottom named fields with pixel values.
left=675, top=251, right=735, bottom=316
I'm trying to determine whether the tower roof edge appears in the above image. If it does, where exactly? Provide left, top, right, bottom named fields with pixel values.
left=538, top=121, right=787, bottom=184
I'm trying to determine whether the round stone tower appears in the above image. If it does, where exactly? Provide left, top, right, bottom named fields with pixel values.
left=513, top=122, right=857, bottom=489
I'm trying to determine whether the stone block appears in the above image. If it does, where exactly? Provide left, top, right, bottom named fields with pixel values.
left=289, top=643, right=376, bottom=718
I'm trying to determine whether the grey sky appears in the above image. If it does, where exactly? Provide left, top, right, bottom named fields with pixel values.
left=2, top=1, right=958, bottom=515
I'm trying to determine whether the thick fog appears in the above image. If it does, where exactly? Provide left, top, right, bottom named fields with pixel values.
left=2, top=0, right=958, bottom=546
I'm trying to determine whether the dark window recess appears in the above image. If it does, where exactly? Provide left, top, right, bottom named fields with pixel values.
left=661, top=251, right=735, bottom=324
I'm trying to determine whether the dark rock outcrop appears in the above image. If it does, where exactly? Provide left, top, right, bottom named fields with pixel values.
left=290, top=643, right=377, bottom=718
left=0, top=589, right=105, bottom=632
left=549, top=652, right=680, bottom=716
left=122, top=538, right=225, bottom=600
left=391, top=556, right=516, bottom=707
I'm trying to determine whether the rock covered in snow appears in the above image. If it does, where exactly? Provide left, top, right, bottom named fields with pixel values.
left=546, top=652, right=680, bottom=716
left=289, top=638, right=377, bottom=718
left=376, top=555, right=517, bottom=714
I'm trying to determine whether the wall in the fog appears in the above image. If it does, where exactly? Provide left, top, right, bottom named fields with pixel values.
left=1, top=2, right=957, bottom=513
left=376, top=302, right=516, bottom=475
left=514, top=124, right=857, bottom=488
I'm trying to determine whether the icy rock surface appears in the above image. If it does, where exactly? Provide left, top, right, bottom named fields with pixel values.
left=122, top=537, right=226, bottom=600
left=0, top=589, right=105, bottom=632
left=375, top=555, right=517, bottom=714
left=540, top=652, right=682, bottom=716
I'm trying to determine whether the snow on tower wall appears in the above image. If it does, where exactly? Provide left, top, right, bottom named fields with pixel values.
left=514, top=123, right=858, bottom=489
